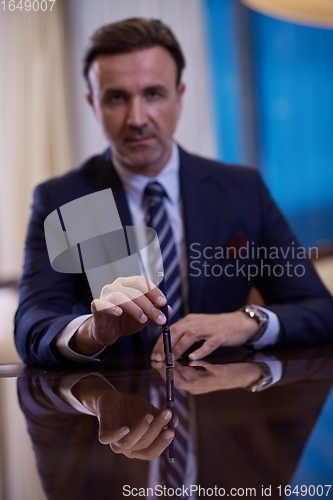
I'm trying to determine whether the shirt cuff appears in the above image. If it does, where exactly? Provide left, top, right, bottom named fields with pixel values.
left=251, top=353, right=283, bottom=390
left=55, top=315, right=106, bottom=363
left=58, top=372, right=116, bottom=416
left=247, top=305, right=280, bottom=350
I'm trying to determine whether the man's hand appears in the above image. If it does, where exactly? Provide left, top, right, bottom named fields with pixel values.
left=152, top=360, right=263, bottom=394
left=72, top=375, right=175, bottom=461
left=97, top=391, right=175, bottom=460
left=151, top=311, right=259, bottom=361
left=70, top=276, right=169, bottom=356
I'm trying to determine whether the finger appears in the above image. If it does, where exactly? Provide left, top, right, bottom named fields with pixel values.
left=169, top=315, right=198, bottom=336
left=150, top=312, right=179, bottom=361
left=100, top=289, right=144, bottom=308
left=130, top=428, right=175, bottom=461
left=111, top=427, right=175, bottom=461
left=151, top=362, right=166, bottom=377
left=151, top=363, right=192, bottom=396
left=111, top=413, right=154, bottom=450
left=92, top=296, right=148, bottom=326
left=188, top=337, right=221, bottom=360
left=169, top=366, right=203, bottom=391
left=92, top=299, right=123, bottom=314
left=188, top=360, right=213, bottom=367
left=166, top=305, right=173, bottom=317
left=98, top=290, right=168, bottom=327
left=120, top=276, right=167, bottom=306
left=101, top=276, right=156, bottom=297
left=120, top=275, right=156, bottom=293
left=126, top=409, right=173, bottom=452
left=151, top=358, right=182, bottom=370
left=128, top=293, right=167, bottom=326
left=100, top=279, right=164, bottom=311
left=172, top=330, right=201, bottom=360
left=99, top=425, right=130, bottom=445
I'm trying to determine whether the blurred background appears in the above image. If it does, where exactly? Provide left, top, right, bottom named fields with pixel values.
left=0, top=3, right=333, bottom=497
left=0, top=0, right=333, bottom=364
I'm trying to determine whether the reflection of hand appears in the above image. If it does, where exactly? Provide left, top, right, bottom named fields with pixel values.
left=72, top=375, right=175, bottom=460
left=70, top=276, right=171, bottom=356
left=152, top=360, right=263, bottom=394
left=151, top=311, right=259, bottom=361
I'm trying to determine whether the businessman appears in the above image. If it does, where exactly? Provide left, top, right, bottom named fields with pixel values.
left=15, top=18, right=333, bottom=366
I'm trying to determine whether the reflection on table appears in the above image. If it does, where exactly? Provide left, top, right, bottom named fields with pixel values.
left=8, top=345, right=332, bottom=500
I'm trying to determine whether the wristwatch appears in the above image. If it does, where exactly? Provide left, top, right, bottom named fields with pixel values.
left=246, top=362, right=273, bottom=392
left=240, top=305, right=269, bottom=343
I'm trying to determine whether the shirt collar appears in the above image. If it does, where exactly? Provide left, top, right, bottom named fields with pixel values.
left=111, top=142, right=180, bottom=210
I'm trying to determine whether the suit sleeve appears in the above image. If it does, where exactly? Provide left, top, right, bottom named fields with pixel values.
left=253, top=172, right=333, bottom=347
left=14, top=184, right=97, bottom=366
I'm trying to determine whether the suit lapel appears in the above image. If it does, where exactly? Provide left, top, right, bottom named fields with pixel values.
left=84, top=148, right=133, bottom=227
left=179, top=148, right=218, bottom=312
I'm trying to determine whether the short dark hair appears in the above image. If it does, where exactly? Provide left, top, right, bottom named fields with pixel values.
left=83, top=18, right=186, bottom=90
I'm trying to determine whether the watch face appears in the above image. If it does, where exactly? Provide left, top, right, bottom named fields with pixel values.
left=248, top=307, right=268, bottom=324
left=245, top=306, right=256, bottom=316
left=244, top=307, right=261, bottom=323
left=248, top=363, right=273, bottom=392
left=250, top=376, right=271, bottom=392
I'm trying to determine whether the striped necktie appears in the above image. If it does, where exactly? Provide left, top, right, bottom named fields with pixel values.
left=144, top=182, right=183, bottom=324
left=144, top=183, right=189, bottom=495
left=157, top=376, right=190, bottom=498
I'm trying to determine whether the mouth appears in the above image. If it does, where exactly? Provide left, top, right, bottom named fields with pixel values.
left=125, top=136, right=155, bottom=146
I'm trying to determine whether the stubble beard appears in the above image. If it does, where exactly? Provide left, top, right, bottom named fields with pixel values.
left=114, top=140, right=171, bottom=176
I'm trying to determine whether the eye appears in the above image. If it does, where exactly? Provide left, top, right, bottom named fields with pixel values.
left=145, top=89, right=164, bottom=101
left=109, top=93, right=125, bottom=103
left=103, top=92, right=126, bottom=105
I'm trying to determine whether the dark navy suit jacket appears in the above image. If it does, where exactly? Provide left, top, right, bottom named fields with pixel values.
left=14, top=147, right=333, bottom=365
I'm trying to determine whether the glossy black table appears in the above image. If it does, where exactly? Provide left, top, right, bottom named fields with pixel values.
left=1, top=345, right=333, bottom=500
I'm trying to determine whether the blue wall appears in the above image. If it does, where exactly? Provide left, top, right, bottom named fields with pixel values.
left=204, top=0, right=246, bottom=164
left=205, top=0, right=333, bottom=246
left=290, top=389, right=333, bottom=494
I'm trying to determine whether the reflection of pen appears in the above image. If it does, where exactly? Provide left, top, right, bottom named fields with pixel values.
left=166, top=366, right=175, bottom=462
left=158, top=272, right=173, bottom=367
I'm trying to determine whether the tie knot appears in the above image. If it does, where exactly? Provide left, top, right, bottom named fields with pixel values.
left=144, top=182, right=166, bottom=207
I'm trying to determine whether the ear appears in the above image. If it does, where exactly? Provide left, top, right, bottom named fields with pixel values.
left=86, top=91, right=99, bottom=122
left=177, top=82, right=186, bottom=97
left=85, top=91, right=94, bottom=108
left=176, top=82, right=186, bottom=119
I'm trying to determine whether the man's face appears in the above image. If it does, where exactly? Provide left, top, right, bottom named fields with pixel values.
left=87, top=46, right=185, bottom=176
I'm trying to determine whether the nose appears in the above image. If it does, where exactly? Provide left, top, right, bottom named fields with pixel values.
left=126, top=97, right=148, bottom=129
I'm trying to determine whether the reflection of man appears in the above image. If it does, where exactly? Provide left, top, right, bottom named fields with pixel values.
left=17, top=349, right=333, bottom=499
left=15, top=18, right=333, bottom=365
